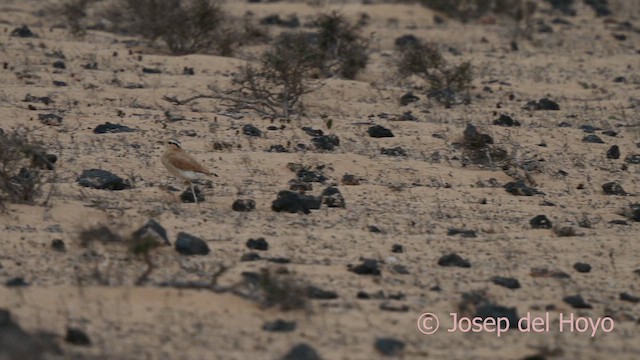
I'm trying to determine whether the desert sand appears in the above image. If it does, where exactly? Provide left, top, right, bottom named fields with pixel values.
left=0, top=0, right=639, bottom=359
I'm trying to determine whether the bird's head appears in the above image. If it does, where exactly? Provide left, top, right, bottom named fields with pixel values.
left=165, top=139, right=182, bottom=150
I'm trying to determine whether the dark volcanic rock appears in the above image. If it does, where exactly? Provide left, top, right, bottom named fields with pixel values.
left=142, top=67, right=162, bottom=74
left=375, top=337, right=405, bottom=356
left=504, top=180, right=544, bottom=196
left=296, top=168, right=327, bottom=183
left=272, top=191, right=321, bottom=214
left=391, top=264, right=410, bottom=275
left=523, top=98, right=560, bottom=110
left=180, top=186, right=205, bottom=203
left=621, top=203, right=640, bottom=222
left=368, top=125, right=394, bottom=138
left=341, top=174, right=361, bottom=185
left=491, top=276, right=521, bottom=289
left=38, top=113, right=63, bottom=126
left=379, top=302, right=409, bottom=312
left=132, top=219, right=170, bottom=246
left=77, top=169, right=131, bottom=190
left=493, top=114, right=520, bottom=127
left=301, top=127, right=323, bottom=137
left=580, top=124, right=597, bottom=133
left=23, top=94, right=54, bottom=105
left=583, top=134, right=604, bottom=144
left=463, top=124, right=493, bottom=147
left=399, top=92, right=420, bottom=105
left=0, top=309, right=60, bottom=358
left=246, top=237, right=269, bottom=251
left=93, top=122, right=136, bottom=134
left=306, top=285, right=338, bottom=300
left=624, top=154, right=640, bottom=164
left=607, top=145, right=620, bottom=159
left=267, top=144, right=289, bottom=153
left=547, top=0, right=577, bottom=15
left=5, top=277, right=28, bottom=287
left=288, top=179, right=313, bottom=191
left=573, top=262, right=592, bottom=273
left=349, top=259, right=381, bottom=275
left=447, top=228, right=477, bottom=238
left=82, top=62, right=98, bottom=70
left=262, top=319, right=296, bottom=332
left=585, top=0, right=611, bottom=16
left=266, top=257, right=290, bottom=264
left=530, top=215, right=553, bottom=229
left=475, top=304, right=519, bottom=329
left=381, top=147, right=407, bottom=157
left=609, top=220, right=628, bottom=225
left=232, top=199, right=256, bottom=212
left=65, top=328, right=91, bottom=346
left=391, top=244, right=404, bottom=253
left=52, top=60, right=66, bottom=69
left=321, top=187, right=345, bottom=208
left=282, top=343, right=322, bottom=360
left=397, top=111, right=416, bottom=121
left=51, top=239, right=65, bottom=252
left=394, top=34, right=420, bottom=48
left=602, top=182, right=626, bottom=195
left=175, top=232, right=210, bottom=255
left=619, top=292, right=640, bottom=303
left=312, top=135, right=340, bottom=151
left=563, top=295, right=592, bottom=309
left=438, top=253, right=471, bottom=268
left=241, top=252, right=261, bottom=262
left=10, top=25, right=35, bottom=37
left=242, top=124, right=262, bottom=137
left=260, top=14, right=300, bottom=28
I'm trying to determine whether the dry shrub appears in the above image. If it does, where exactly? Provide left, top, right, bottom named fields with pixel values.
left=59, top=0, right=93, bottom=36
left=0, top=127, right=56, bottom=206
left=460, top=124, right=509, bottom=167
left=397, top=42, right=473, bottom=107
left=78, top=223, right=166, bottom=285
left=420, top=0, right=536, bottom=22
left=246, top=268, right=308, bottom=311
left=313, top=11, right=369, bottom=79
left=222, top=32, right=319, bottom=119
left=103, top=0, right=234, bottom=55
left=421, top=0, right=537, bottom=43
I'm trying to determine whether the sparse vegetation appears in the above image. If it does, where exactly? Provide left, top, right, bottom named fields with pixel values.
left=0, top=127, right=55, bottom=206
left=107, top=0, right=229, bottom=55
left=421, top=0, right=537, bottom=44
left=77, top=223, right=167, bottom=285
left=313, top=11, right=370, bottom=79
left=247, top=268, right=309, bottom=311
left=397, top=42, right=473, bottom=107
left=166, top=31, right=319, bottom=119
left=233, top=32, right=318, bottom=117
left=419, top=0, right=536, bottom=22
left=59, top=0, right=92, bottom=36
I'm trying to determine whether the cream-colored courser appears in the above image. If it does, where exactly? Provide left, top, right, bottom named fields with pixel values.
left=161, top=139, right=212, bottom=204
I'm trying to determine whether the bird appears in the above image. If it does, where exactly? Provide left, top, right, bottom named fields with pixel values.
left=161, top=139, right=213, bottom=204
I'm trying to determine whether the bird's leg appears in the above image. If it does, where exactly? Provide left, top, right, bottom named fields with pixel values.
left=190, top=182, right=198, bottom=205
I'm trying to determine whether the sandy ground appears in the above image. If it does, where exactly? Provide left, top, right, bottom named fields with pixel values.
left=1, top=0, right=639, bottom=359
